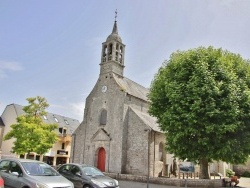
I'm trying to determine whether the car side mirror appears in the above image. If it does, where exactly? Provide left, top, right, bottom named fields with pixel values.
left=11, top=172, right=20, bottom=176
left=76, top=172, right=82, bottom=177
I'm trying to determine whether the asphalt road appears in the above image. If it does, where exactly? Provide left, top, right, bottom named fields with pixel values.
left=119, top=180, right=184, bottom=188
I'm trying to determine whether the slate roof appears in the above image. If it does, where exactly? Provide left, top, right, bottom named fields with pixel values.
left=6, top=104, right=79, bottom=135
left=129, top=107, right=162, bottom=133
left=113, top=74, right=163, bottom=133
left=113, top=74, right=149, bottom=101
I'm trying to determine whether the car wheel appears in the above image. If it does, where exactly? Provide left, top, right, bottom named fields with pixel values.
left=83, top=185, right=92, bottom=188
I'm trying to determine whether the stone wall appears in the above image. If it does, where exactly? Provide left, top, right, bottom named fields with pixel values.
left=233, top=160, right=250, bottom=175
left=105, top=172, right=222, bottom=188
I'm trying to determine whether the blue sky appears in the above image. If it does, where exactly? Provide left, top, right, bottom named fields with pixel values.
left=1, top=0, right=250, bottom=121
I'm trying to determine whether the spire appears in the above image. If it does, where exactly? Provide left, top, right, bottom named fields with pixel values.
left=106, top=10, right=121, bottom=42
left=112, top=9, right=118, bottom=34
left=112, top=21, right=118, bottom=34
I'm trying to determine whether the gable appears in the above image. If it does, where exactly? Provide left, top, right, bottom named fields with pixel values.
left=91, top=128, right=111, bottom=141
left=129, top=106, right=162, bottom=133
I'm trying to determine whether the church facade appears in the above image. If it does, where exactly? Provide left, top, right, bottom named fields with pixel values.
left=71, top=20, right=175, bottom=177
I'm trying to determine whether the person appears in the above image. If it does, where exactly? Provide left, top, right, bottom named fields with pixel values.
left=231, top=175, right=240, bottom=187
left=173, top=158, right=177, bottom=177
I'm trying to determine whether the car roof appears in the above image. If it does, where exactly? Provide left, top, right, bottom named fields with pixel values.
left=1, top=158, right=44, bottom=163
left=62, top=163, right=92, bottom=167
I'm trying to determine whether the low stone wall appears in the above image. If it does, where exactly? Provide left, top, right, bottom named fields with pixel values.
left=104, top=172, right=222, bottom=188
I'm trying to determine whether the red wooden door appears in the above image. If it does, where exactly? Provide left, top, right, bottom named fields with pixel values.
left=97, top=147, right=106, bottom=172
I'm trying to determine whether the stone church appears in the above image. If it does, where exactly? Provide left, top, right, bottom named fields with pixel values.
left=71, top=19, right=175, bottom=177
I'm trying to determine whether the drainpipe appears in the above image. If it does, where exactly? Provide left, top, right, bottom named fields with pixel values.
left=153, top=131, right=155, bottom=177
left=144, top=128, right=152, bottom=188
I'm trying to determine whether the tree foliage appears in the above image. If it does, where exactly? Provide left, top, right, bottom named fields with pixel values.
left=4, top=96, right=58, bottom=155
left=148, top=47, right=250, bottom=178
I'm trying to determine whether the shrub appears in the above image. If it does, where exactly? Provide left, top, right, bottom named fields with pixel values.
left=226, top=169, right=235, bottom=177
left=242, top=171, right=250, bottom=177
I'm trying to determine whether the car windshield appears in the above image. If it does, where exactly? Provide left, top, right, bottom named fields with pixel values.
left=21, top=162, right=60, bottom=176
left=81, top=166, right=104, bottom=176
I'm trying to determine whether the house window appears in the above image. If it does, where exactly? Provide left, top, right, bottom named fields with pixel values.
left=62, top=143, right=65, bottom=150
left=100, top=109, right=107, bottom=125
left=59, top=127, right=67, bottom=135
left=159, top=142, right=163, bottom=161
left=59, top=127, right=63, bottom=134
left=64, top=120, right=69, bottom=125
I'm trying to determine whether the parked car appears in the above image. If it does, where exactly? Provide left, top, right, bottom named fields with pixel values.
left=0, top=158, right=74, bottom=188
left=57, top=163, right=119, bottom=188
left=0, top=175, right=4, bottom=188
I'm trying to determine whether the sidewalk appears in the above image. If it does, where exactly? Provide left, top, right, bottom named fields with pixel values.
left=236, top=177, right=250, bottom=188
left=213, top=176, right=250, bottom=188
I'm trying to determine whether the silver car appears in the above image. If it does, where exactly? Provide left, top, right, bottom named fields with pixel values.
left=57, top=163, right=119, bottom=188
left=0, top=158, right=74, bottom=188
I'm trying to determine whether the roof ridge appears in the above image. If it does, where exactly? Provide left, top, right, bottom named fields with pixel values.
left=9, top=104, right=79, bottom=121
left=123, top=76, right=149, bottom=90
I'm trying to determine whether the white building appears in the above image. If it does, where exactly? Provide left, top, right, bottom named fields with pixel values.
left=0, top=103, right=79, bottom=166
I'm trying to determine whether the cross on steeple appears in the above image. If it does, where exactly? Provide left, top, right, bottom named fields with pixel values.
left=115, top=9, right=118, bottom=21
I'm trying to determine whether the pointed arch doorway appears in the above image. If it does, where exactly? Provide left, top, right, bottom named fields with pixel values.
left=97, top=147, right=106, bottom=172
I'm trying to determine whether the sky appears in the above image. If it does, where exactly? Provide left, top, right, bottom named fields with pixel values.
left=1, top=0, right=250, bottom=121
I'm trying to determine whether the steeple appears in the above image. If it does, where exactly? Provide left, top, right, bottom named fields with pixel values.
left=112, top=20, right=118, bottom=33
left=106, top=21, right=122, bottom=43
left=100, top=10, right=125, bottom=77
left=112, top=9, right=118, bottom=34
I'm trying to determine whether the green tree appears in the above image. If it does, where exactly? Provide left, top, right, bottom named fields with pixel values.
left=148, top=47, right=250, bottom=179
left=4, top=96, right=58, bottom=155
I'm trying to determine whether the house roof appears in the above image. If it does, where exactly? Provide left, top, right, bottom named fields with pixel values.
left=113, top=74, right=149, bottom=101
left=129, top=107, right=162, bottom=133
left=6, top=104, right=80, bottom=135
left=0, top=117, right=4, bottom=127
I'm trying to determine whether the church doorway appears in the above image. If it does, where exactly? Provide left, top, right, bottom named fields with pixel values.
left=97, top=147, right=106, bottom=172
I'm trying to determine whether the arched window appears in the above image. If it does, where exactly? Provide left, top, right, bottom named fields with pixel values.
left=119, top=54, right=122, bottom=63
left=159, top=142, right=163, bottom=161
left=100, top=109, right=107, bottom=125
left=102, top=45, right=107, bottom=62
left=116, top=52, right=118, bottom=61
left=108, top=43, right=113, bottom=60
left=119, top=46, right=123, bottom=63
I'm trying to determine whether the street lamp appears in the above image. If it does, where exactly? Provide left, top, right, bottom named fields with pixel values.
left=144, top=128, right=151, bottom=188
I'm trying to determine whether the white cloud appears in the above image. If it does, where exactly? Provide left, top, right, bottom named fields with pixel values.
left=49, top=101, right=85, bottom=121
left=0, top=60, right=23, bottom=79
left=70, top=102, right=85, bottom=121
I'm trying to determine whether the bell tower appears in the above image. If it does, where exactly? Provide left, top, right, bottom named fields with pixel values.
left=100, top=11, right=125, bottom=77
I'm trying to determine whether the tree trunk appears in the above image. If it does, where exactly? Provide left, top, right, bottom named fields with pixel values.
left=199, top=158, right=210, bottom=179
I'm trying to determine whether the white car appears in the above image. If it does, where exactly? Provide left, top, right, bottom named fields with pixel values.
left=0, top=158, right=74, bottom=188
